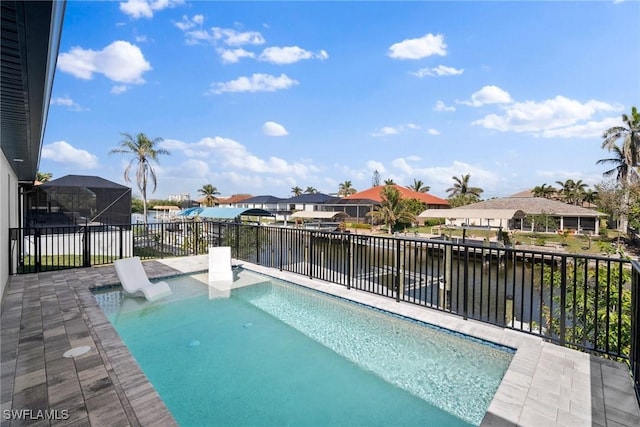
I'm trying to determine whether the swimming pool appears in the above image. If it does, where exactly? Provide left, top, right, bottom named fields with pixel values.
left=94, top=268, right=513, bottom=426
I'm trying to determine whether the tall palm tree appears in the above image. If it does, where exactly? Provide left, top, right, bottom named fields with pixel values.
left=602, top=106, right=640, bottom=163
left=198, top=184, right=220, bottom=207
left=36, top=172, right=53, bottom=183
left=291, top=186, right=303, bottom=196
left=597, top=143, right=637, bottom=184
left=446, top=173, right=483, bottom=207
left=369, top=185, right=416, bottom=234
left=531, top=183, right=556, bottom=199
left=383, top=178, right=396, bottom=185
left=110, top=132, right=169, bottom=225
left=337, top=180, right=357, bottom=197
left=446, top=173, right=483, bottom=198
left=304, top=186, right=317, bottom=194
left=600, top=106, right=640, bottom=230
left=408, top=179, right=430, bottom=193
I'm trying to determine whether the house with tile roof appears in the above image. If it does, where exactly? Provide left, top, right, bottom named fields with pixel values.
left=322, top=185, right=449, bottom=223
left=420, top=196, right=605, bottom=234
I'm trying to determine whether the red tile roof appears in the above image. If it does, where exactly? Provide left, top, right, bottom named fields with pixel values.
left=344, top=185, right=449, bottom=206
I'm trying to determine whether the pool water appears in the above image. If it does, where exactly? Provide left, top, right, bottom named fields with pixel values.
left=94, top=269, right=513, bottom=426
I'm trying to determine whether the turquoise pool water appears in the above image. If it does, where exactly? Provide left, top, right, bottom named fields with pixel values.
left=94, top=269, right=513, bottom=426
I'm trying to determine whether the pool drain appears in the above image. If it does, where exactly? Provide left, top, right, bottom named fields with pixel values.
left=63, top=346, right=91, bottom=358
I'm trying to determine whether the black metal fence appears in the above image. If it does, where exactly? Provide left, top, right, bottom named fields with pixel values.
left=8, top=221, right=637, bottom=368
left=631, top=261, right=640, bottom=404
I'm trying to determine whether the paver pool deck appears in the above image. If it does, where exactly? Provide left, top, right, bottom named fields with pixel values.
left=1, top=255, right=639, bottom=426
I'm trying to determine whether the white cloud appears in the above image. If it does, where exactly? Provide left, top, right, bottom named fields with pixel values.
left=111, top=85, right=129, bottom=94
left=171, top=136, right=318, bottom=179
left=388, top=33, right=447, bottom=60
left=412, top=65, right=463, bottom=78
left=119, top=0, right=183, bottom=19
left=135, top=35, right=147, bottom=43
left=177, top=19, right=265, bottom=47
left=427, top=129, right=440, bottom=135
left=367, top=160, right=386, bottom=174
left=472, top=96, right=621, bottom=136
left=388, top=158, right=499, bottom=195
left=50, top=97, right=88, bottom=111
left=434, top=100, right=455, bottom=112
left=181, top=159, right=210, bottom=178
left=212, top=27, right=265, bottom=46
left=210, top=73, right=299, bottom=94
left=218, top=48, right=256, bottom=64
left=263, top=121, right=289, bottom=136
left=41, top=141, right=99, bottom=169
left=371, top=126, right=399, bottom=137
left=57, top=41, right=152, bottom=84
left=258, top=46, right=329, bottom=64
left=540, top=116, right=621, bottom=139
left=371, top=123, right=420, bottom=137
left=174, top=14, right=203, bottom=31
left=460, top=85, right=513, bottom=107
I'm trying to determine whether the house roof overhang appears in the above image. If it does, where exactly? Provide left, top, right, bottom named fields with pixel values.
left=290, top=211, right=350, bottom=220
left=1, top=0, right=66, bottom=182
left=419, top=208, right=527, bottom=221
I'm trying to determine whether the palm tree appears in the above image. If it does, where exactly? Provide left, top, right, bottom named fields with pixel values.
left=369, top=185, right=416, bottom=234
left=446, top=174, right=483, bottom=198
left=36, top=172, right=53, bottom=183
left=582, top=189, right=598, bottom=207
left=198, top=184, right=220, bottom=207
left=602, top=106, right=640, bottom=162
left=291, top=186, right=303, bottom=196
left=110, top=132, right=169, bottom=225
left=531, top=183, right=556, bottom=199
left=337, top=180, right=357, bottom=197
left=600, top=106, right=640, bottom=231
left=304, top=186, right=317, bottom=194
left=597, top=143, right=637, bottom=183
left=572, top=180, right=588, bottom=205
left=408, top=179, right=430, bottom=193
left=446, top=174, right=483, bottom=207
left=384, top=178, right=396, bottom=185
left=555, top=179, right=576, bottom=204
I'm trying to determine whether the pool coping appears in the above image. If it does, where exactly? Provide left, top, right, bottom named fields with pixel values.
left=2, top=254, right=640, bottom=426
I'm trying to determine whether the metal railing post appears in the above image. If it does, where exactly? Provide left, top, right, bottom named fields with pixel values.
left=279, top=227, right=284, bottom=271
left=256, top=225, right=260, bottom=264
left=630, top=261, right=640, bottom=405
left=347, top=233, right=352, bottom=290
left=82, top=227, right=90, bottom=267
left=395, top=239, right=401, bottom=302
left=463, top=244, right=469, bottom=320
left=559, top=256, right=567, bottom=346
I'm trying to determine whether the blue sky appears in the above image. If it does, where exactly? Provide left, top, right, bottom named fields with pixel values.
left=42, top=0, right=640, bottom=201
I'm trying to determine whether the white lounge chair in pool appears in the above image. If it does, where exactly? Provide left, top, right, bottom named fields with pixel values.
left=113, top=256, right=172, bottom=302
left=209, top=246, right=233, bottom=283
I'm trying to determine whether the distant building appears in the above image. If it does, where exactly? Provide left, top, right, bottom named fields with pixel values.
left=168, top=193, right=190, bottom=202
left=419, top=196, right=605, bottom=234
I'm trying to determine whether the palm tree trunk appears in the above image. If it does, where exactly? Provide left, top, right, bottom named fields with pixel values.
left=142, top=188, right=148, bottom=227
left=619, top=175, right=632, bottom=233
